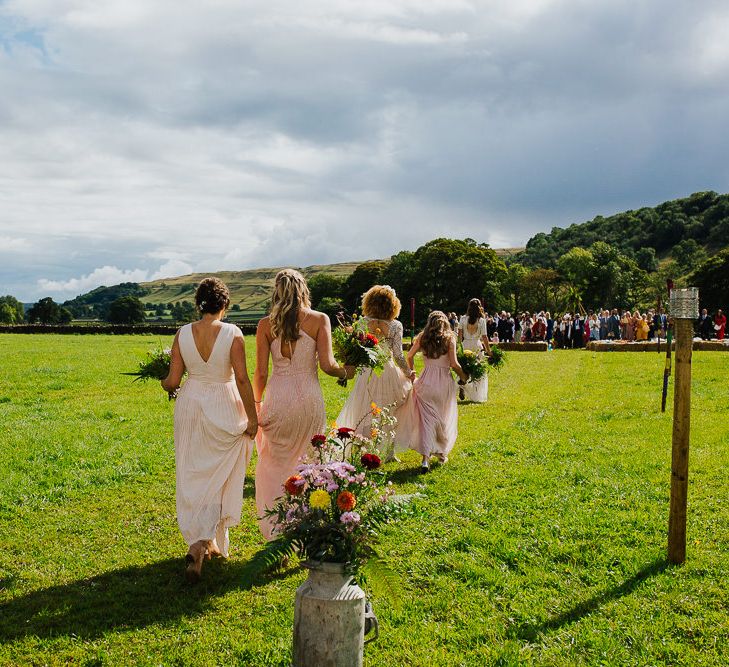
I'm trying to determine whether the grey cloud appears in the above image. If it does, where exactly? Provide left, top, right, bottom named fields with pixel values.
left=1, top=0, right=728, bottom=301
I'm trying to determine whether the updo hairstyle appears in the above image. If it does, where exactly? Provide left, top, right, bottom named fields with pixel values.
left=361, top=285, right=401, bottom=321
left=195, top=277, right=230, bottom=314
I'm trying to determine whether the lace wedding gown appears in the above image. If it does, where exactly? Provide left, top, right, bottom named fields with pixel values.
left=459, top=315, right=488, bottom=403
left=336, top=318, right=419, bottom=460
left=174, top=322, right=254, bottom=557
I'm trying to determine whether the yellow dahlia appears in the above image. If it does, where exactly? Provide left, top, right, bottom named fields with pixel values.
left=309, top=489, right=331, bottom=510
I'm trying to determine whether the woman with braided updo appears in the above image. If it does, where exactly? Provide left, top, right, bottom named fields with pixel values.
left=162, top=277, right=258, bottom=583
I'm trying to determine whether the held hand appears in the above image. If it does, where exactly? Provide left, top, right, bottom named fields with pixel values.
left=408, top=370, right=417, bottom=382
left=344, top=365, right=356, bottom=380
left=244, top=420, right=259, bottom=439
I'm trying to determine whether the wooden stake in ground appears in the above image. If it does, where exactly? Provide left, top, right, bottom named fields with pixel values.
left=667, top=288, right=699, bottom=565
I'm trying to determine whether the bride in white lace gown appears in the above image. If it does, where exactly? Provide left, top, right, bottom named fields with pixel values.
left=458, top=298, right=491, bottom=403
left=336, top=286, right=419, bottom=460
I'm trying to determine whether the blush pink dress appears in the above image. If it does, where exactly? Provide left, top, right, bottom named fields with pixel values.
left=256, top=331, right=326, bottom=539
left=174, top=322, right=254, bottom=557
left=412, top=341, right=458, bottom=460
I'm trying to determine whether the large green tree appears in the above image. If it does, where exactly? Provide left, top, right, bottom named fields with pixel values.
left=342, top=261, right=389, bottom=313
left=107, top=296, right=147, bottom=324
left=0, top=295, right=24, bottom=324
left=690, top=249, right=729, bottom=312
left=307, top=273, right=346, bottom=309
left=27, top=297, right=73, bottom=324
left=411, top=238, right=507, bottom=319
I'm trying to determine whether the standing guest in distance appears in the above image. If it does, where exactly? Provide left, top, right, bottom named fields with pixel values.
left=647, top=309, right=656, bottom=339
left=572, top=312, right=585, bottom=349
left=715, top=309, right=726, bottom=340
left=514, top=314, right=522, bottom=342
left=608, top=309, right=621, bottom=339
left=654, top=308, right=667, bottom=339
left=531, top=313, right=546, bottom=341
left=161, top=277, right=259, bottom=583
left=589, top=313, right=600, bottom=341
left=253, top=269, right=355, bottom=540
left=448, top=312, right=459, bottom=332
left=599, top=309, right=609, bottom=340
left=408, top=311, right=468, bottom=473
left=697, top=308, right=713, bottom=340
left=545, top=311, right=554, bottom=344
left=337, top=285, right=419, bottom=461
left=635, top=313, right=650, bottom=341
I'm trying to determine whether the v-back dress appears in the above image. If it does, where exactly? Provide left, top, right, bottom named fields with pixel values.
left=336, top=318, right=419, bottom=460
left=459, top=315, right=488, bottom=403
left=255, top=330, right=326, bottom=539
left=174, top=321, right=254, bottom=557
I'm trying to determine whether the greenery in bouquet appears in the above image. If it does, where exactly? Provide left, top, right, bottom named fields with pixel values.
left=123, top=345, right=183, bottom=398
left=487, top=345, right=506, bottom=371
left=456, top=343, right=489, bottom=382
left=241, top=405, right=410, bottom=591
left=331, top=314, right=391, bottom=386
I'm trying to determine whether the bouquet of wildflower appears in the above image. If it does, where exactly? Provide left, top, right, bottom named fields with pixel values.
left=241, top=406, right=409, bottom=585
left=487, top=345, right=506, bottom=371
left=332, top=314, right=391, bottom=387
left=456, top=344, right=489, bottom=382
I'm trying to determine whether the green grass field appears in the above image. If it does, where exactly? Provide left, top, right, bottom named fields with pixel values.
left=1, top=334, right=727, bottom=666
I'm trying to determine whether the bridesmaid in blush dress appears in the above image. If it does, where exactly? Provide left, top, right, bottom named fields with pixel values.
left=407, top=311, right=468, bottom=474
left=253, top=269, right=355, bottom=540
left=162, top=277, right=258, bottom=583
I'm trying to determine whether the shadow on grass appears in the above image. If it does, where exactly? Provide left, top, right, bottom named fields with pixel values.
left=512, top=558, right=670, bottom=642
left=386, top=465, right=425, bottom=484
left=0, top=556, right=299, bottom=641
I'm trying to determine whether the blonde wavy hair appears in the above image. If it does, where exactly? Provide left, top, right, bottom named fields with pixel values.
left=361, top=285, right=401, bottom=320
left=269, top=269, right=311, bottom=342
left=420, top=310, right=454, bottom=359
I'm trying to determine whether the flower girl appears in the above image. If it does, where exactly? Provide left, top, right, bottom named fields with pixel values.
left=407, top=311, right=468, bottom=473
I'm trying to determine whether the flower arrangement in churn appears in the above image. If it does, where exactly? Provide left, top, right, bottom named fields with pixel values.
left=241, top=405, right=407, bottom=585
left=332, top=313, right=391, bottom=387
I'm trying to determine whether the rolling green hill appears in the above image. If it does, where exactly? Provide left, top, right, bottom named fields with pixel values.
left=516, top=190, right=729, bottom=268
left=140, top=262, right=362, bottom=311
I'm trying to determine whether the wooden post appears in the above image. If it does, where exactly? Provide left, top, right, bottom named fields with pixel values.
left=410, top=297, right=415, bottom=344
left=667, top=316, right=693, bottom=564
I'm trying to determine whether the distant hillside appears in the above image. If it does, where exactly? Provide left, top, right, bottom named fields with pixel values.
left=517, top=191, right=729, bottom=268
left=62, top=262, right=363, bottom=318
left=140, top=262, right=362, bottom=310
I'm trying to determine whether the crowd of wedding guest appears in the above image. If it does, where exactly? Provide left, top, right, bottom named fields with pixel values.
left=447, top=306, right=726, bottom=347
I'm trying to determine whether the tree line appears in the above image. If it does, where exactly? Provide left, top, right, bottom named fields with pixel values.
left=4, top=189, right=728, bottom=327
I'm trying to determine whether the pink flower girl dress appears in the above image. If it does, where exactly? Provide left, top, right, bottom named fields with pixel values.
left=413, top=339, right=459, bottom=462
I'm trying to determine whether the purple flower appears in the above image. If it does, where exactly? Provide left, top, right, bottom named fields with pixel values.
left=340, top=511, right=361, bottom=525
left=340, top=511, right=361, bottom=532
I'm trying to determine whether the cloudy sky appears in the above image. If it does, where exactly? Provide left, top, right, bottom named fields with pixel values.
left=1, top=0, right=728, bottom=301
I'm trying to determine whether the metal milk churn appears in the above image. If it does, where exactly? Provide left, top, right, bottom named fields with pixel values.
left=292, top=561, right=367, bottom=667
